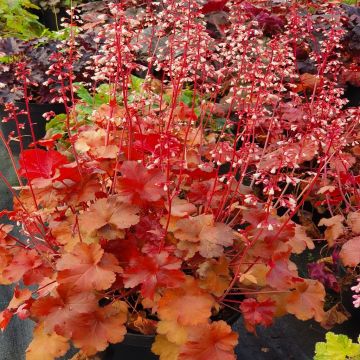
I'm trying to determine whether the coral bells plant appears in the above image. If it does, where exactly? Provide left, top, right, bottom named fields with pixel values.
left=0, top=1, right=359, bottom=359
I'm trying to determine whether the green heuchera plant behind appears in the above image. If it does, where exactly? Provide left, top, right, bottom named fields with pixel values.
left=0, top=0, right=45, bottom=39
left=315, top=332, right=360, bottom=360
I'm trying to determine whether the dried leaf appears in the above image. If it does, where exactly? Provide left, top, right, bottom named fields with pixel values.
left=127, top=312, right=157, bottom=335
left=320, top=303, right=350, bottom=330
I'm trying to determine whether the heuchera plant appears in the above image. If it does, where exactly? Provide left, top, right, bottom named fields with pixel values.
left=0, top=1, right=359, bottom=359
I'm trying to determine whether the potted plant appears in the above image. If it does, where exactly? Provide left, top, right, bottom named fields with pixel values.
left=0, top=1, right=358, bottom=359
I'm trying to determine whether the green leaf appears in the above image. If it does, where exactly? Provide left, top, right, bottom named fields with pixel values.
left=179, top=88, right=194, bottom=106
left=45, top=113, right=67, bottom=134
left=75, top=84, right=93, bottom=105
left=314, top=332, right=360, bottom=360
left=0, top=55, right=13, bottom=63
left=130, top=75, right=145, bottom=92
left=94, top=84, right=111, bottom=106
left=0, top=0, right=45, bottom=39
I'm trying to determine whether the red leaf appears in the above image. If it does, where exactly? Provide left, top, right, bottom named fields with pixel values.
left=2, top=249, right=53, bottom=287
left=266, top=252, right=301, bottom=290
left=117, top=161, right=166, bottom=203
left=123, top=252, right=185, bottom=299
left=201, top=0, right=228, bottom=14
left=19, top=149, right=68, bottom=180
left=240, top=298, right=276, bottom=333
left=0, top=309, right=13, bottom=331
left=30, top=284, right=98, bottom=335
left=8, top=286, right=32, bottom=310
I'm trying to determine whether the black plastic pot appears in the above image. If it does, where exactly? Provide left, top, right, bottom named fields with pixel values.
left=0, top=102, right=65, bottom=155
left=101, top=332, right=158, bottom=360
left=39, top=8, right=68, bottom=31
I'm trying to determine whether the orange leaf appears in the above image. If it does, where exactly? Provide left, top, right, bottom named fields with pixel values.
left=0, top=309, right=13, bottom=331
left=0, top=224, right=14, bottom=245
left=174, top=215, right=233, bottom=258
left=294, top=73, right=322, bottom=93
left=79, top=196, right=139, bottom=240
left=49, top=215, right=81, bottom=252
left=347, top=212, right=360, bottom=234
left=0, top=247, right=13, bottom=285
left=318, top=215, right=344, bottom=247
left=3, top=248, right=52, bottom=285
left=166, top=197, right=197, bottom=217
left=152, top=334, right=180, bottom=360
left=286, top=279, right=325, bottom=322
left=157, top=319, right=189, bottom=345
left=178, top=321, right=238, bottom=360
left=25, top=323, right=69, bottom=360
left=339, top=236, right=360, bottom=267
left=74, top=128, right=119, bottom=159
left=70, top=301, right=127, bottom=355
left=56, top=243, right=122, bottom=291
left=158, top=277, right=215, bottom=327
left=288, top=224, right=314, bottom=254
left=197, top=257, right=231, bottom=297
